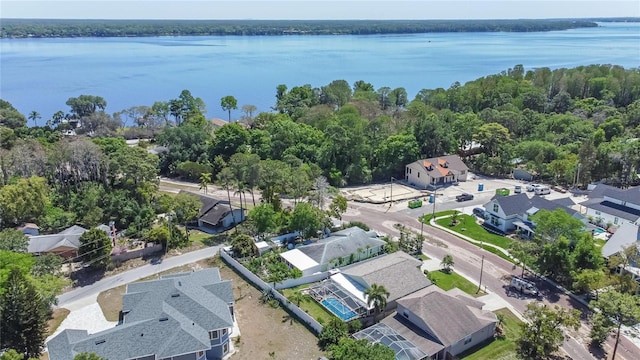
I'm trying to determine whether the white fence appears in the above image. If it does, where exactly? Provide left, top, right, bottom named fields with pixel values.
left=111, top=243, right=163, bottom=262
left=219, top=249, right=324, bottom=334
left=275, top=271, right=331, bottom=290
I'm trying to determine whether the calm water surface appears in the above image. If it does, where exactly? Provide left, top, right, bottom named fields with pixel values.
left=1, top=22, right=639, bottom=120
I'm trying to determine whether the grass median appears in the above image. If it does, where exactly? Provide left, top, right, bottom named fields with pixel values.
left=435, top=214, right=513, bottom=249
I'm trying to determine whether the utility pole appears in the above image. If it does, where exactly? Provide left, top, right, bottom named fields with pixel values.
left=420, top=212, right=425, bottom=238
left=390, top=176, right=394, bottom=208
left=477, top=255, right=485, bottom=294
left=431, top=192, right=437, bottom=221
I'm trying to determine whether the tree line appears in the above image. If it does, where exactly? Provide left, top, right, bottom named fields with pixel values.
left=0, top=19, right=600, bottom=38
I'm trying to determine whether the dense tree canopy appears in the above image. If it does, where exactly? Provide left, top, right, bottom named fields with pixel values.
left=0, top=19, right=599, bottom=39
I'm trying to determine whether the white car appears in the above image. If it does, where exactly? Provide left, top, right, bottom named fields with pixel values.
left=526, top=184, right=543, bottom=192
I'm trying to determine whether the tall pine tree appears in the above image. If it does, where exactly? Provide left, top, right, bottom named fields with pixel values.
left=0, top=267, right=48, bottom=358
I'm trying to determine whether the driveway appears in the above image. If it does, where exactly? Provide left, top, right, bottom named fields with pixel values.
left=57, top=245, right=224, bottom=309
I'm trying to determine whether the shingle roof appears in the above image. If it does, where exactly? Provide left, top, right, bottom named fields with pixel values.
left=489, top=193, right=577, bottom=217
left=604, top=186, right=640, bottom=205
left=581, top=199, right=640, bottom=222
left=343, top=252, right=432, bottom=302
left=413, top=155, right=469, bottom=179
left=490, top=193, right=530, bottom=216
left=26, top=225, right=87, bottom=254
left=397, top=290, right=496, bottom=346
left=602, top=222, right=640, bottom=258
left=27, top=225, right=112, bottom=254
left=179, top=190, right=234, bottom=226
left=298, top=227, right=386, bottom=266
left=48, top=268, right=234, bottom=360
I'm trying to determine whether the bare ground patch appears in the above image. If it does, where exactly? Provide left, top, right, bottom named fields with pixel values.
left=47, top=308, right=71, bottom=336
left=96, top=256, right=325, bottom=360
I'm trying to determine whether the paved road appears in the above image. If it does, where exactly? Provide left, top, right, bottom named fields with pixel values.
left=343, top=202, right=639, bottom=360
left=57, top=245, right=223, bottom=309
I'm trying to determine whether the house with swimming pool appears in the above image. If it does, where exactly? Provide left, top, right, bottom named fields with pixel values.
left=307, top=251, right=432, bottom=321
left=353, top=286, right=497, bottom=360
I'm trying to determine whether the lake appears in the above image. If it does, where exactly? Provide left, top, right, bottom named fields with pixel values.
left=1, top=22, right=639, bottom=121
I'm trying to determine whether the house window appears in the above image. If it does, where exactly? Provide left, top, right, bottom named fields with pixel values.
left=403, top=311, right=409, bottom=319
left=209, top=330, right=218, bottom=339
left=493, top=204, right=499, bottom=213
left=222, top=328, right=228, bottom=335
left=197, top=351, right=204, bottom=358
left=461, top=170, right=466, bottom=175
left=223, top=343, right=229, bottom=354
left=595, top=211, right=601, bottom=215
left=464, top=336, right=473, bottom=345
left=417, top=172, right=420, bottom=178
left=614, top=217, right=619, bottom=224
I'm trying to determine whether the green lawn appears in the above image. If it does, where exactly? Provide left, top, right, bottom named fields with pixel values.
left=427, top=269, right=485, bottom=297
left=461, top=308, right=523, bottom=360
left=435, top=214, right=513, bottom=249
left=281, top=287, right=336, bottom=324
left=421, top=210, right=457, bottom=223
left=594, top=238, right=606, bottom=247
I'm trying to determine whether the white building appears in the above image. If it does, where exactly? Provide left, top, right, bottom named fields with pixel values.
left=405, top=155, right=469, bottom=190
left=580, top=184, right=640, bottom=228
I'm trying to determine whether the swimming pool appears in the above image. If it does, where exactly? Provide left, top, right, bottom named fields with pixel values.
left=321, top=298, right=358, bottom=321
left=593, top=228, right=606, bottom=235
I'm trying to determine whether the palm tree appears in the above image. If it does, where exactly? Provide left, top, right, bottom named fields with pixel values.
left=199, top=172, right=211, bottom=194
left=364, top=283, right=390, bottom=323
left=28, top=110, right=41, bottom=127
left=217, top=167, right=238, bottom=231
left=287, top=290, right=310, bottom=307
left=441, top=254, right=454, bottom=273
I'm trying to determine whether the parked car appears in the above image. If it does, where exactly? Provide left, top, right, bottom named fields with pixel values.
left=456, top=193, right=474, bottom=202
left=526, top=184, right=543, bottom=192
left=514, top=185, right=522, bottom=193
left=534, top=186, right=551, bottom=195
left=510, top=276, right=539, bottom=297
left=472, top=207, right=486, bottom=218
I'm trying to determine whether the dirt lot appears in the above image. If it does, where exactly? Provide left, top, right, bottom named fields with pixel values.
left=97, top=256, right=325, bottom=360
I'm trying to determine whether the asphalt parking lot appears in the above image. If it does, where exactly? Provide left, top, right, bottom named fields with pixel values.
left=397, top=173, right=582, bottom=217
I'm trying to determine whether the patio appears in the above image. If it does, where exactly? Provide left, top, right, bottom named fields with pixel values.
left=307, top=278, right=368, bottom=321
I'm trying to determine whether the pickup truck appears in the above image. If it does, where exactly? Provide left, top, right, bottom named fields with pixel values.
left=456, top=193, right=474, bottom=202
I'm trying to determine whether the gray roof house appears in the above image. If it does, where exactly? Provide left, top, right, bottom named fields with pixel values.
left=27, top=225, right=111, bottom=258
left=601, top=222, right=640, bottom=281
left=280, top=226, right=387, bottom=275
left=483, top=193, right=583, bottom=236
left=405, top=155, right=470, bottom=190
left=179, top=190, right=245, bottom=230
left=341, top=251, right=432, bottom=309
left=353, top=286, right=497, bottom=360
left=307, top=252, right=432, bottom=322
left=580, top=184, right=640, bottom=228
left=48, top=268, right=235, bottom=360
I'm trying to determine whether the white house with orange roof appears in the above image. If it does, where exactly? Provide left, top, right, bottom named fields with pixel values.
left=405, top=155, right=469, bottom=189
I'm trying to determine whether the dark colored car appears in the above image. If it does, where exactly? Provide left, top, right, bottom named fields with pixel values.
left=473, top=207, right=486, bottom=217
left=456, top=193, right=474, bottom=202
